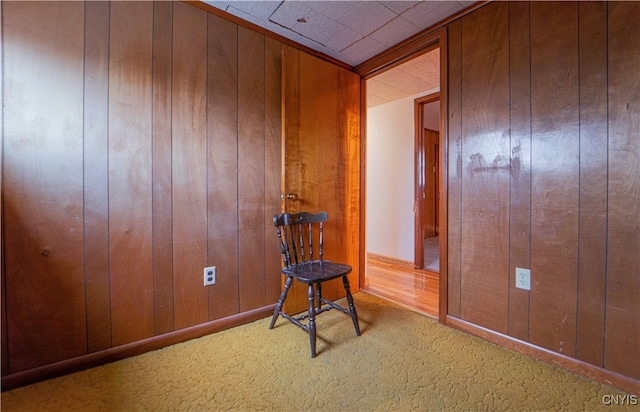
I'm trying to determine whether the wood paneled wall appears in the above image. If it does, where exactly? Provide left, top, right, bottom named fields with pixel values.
left=1, top=1, right=282, bottom=375
left=447, top=1, right=639, bottom=381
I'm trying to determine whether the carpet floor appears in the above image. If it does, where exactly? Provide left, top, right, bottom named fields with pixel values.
left=1, top=293, right=631, bottom=411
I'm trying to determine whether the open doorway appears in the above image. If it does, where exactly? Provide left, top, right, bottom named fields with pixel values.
left=415, top=94, right=440, bottom=273
left=363, top=46, right=441, bottom=317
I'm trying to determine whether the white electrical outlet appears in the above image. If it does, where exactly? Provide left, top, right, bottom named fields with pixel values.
left=515, top=267, right=530, bottom=290
left=204, top=266, right=216, bottom=286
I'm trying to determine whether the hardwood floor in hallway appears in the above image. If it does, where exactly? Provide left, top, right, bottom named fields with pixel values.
left=363, top=257, right=439, bottom=318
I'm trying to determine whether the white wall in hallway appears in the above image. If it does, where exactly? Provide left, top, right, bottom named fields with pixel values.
left=366, top=87, right=438, bottom=262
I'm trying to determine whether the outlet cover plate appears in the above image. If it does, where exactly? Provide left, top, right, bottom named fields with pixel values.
left=515, top=267, right=530, bottom=290
left=204, top=266, right=216, bottom=286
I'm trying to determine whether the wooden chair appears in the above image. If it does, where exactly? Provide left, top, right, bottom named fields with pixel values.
left=269, top=211, right=361, bottom=357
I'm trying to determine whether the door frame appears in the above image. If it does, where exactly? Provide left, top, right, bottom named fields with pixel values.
left=356, top=27, right=449, bottom=323
left=414, top=92, right=440, bottom=269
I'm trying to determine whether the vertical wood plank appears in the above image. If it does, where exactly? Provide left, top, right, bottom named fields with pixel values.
left=446, top=19, right=463, bottom=318
left=1, top=0, right=7, bottom=376
left=238, top=26, right=266, bottom=312
left=576, top=1, right=608, bottom=367
left=459, top=2, right=510, bottom=334
left=529, top=1, right=580, bottom=356
left=340, top=59, right=362, bottom=296
left=83, top=0, right=112, bottom=352
left=605, top=1, right=640, bottom=380
left=172, top=1, right=208, bottom=329
left=264, top=37, right=283, bottom=303
left=152, top=0, right=175, bottom=336
left=207, top=14, right=239, bottom=320
left=108, top=1, right=154, bottom=346
left=507, top=1, right=532, bottom=341
left=3, top=1, right=87, bottom=371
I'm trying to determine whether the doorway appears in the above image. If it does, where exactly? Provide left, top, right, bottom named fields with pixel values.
left=363, top=45, right=442, bottom=317
left=415, top=94, right=440, bottom=273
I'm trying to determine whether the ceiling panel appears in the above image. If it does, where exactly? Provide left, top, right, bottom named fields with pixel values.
left=202, top=1, right=468, bottom=107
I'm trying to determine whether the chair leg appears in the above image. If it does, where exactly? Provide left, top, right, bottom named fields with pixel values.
left=342, top=275, right=361, bottom=336
left=307, top=283, right=317, bottom=358
left=270, top=275, right=293, bottom=329
left=316, top=282, right=322, bottom=311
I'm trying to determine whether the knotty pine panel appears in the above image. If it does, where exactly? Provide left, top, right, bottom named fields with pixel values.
left=172, top=1, right=209, bottom=329
left=152, top=1, right=175, bottom=335
left=529, top=1, right=580, bottom=357
left=108, top=1, right=154, bottom=346
left=576, top=1, right=608, bottom=367
left=83, top=0, right=112, bottom=352
left=3, top=1, right=88, bottom=372
left=605, top=1, right=640, bottom=380
left=446, top=19, right=463, bottom=318
left=506, top=1, right=532, bottom=342
left=207, top=14, right=240, bottom=319
left=238, top=27, right=267, bottom=312
left=459, top=2, right=510, bottom=334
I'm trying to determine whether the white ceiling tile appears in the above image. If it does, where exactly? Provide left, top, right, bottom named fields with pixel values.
left=303, top=1, right=359, bottom=21
left=369, top=15, right=421, bottom=47
left=249, top=1, right=282, bottom=21
left=324, top=26, right=363, bottom=51
left=291, top=11, right=344, bottom=44
left=380, top=1, right=420, bottom=15
left=269, top=2, right=314, bottom=28
left=401, top=1, right=448, bottom=25
left=335, top=1, right=397, bottom=36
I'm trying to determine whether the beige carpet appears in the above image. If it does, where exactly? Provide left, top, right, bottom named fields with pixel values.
left=1, top=293, right=632, bottom=411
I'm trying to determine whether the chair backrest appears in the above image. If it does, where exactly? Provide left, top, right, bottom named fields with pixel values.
left=273, top=211, right=328, bottom=268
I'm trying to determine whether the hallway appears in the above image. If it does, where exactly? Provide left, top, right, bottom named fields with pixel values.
left=364, top=257, right=438, bottom=317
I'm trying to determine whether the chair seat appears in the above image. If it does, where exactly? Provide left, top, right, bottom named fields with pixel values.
left=282, top=260, right=352, bottom=283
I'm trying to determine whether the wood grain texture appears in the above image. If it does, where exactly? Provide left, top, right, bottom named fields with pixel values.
left=282, top=46, right=360, bottom=314
left=507, top=1, right=532, bottom=341
left=0, top=0, right=5, bottom=377
left=108, top=1, right=154, bottom=346
left=529, top=1, right=580, bottom=357
left=238, top=27, right=267, bottom=312
left=339, top=59, right=362, bottom=296
left=264, top=37, right=284, bottom=303
left=446, top=19, right=463, bottom=318
left=576, top=1, right=607, bottom=367
left=459, top=1, right=510, bottom=334
left=605, top=1, right=640, bottom=380
left=444, top=0, right=640, bottom=387
left=83, top=0, right=112, bottom=352
left=152, top=1, right=175, bottom=335
left=172, top=1, right=208, bottom=329
left=207, top=14, right=239, bottom=320
left=3, top=1, right=87, bottom=372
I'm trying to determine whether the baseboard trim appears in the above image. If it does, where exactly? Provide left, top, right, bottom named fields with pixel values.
left=445, top=315, right=640, bottom=396
left=367, top=252, right=414, bottom=269
left=1, top=304, right=276, bottom=391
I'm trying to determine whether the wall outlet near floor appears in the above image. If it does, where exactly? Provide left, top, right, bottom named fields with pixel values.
left=204, top=266, right=216, bottom=286
left=515, top=267, right=530, bottom=290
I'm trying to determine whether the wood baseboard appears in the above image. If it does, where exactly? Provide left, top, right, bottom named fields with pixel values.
left=367, top=253, right=415, bottom=270
left=1, top=304, right=276, bottom=391
left=445, top=315, right=640, bottom=396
